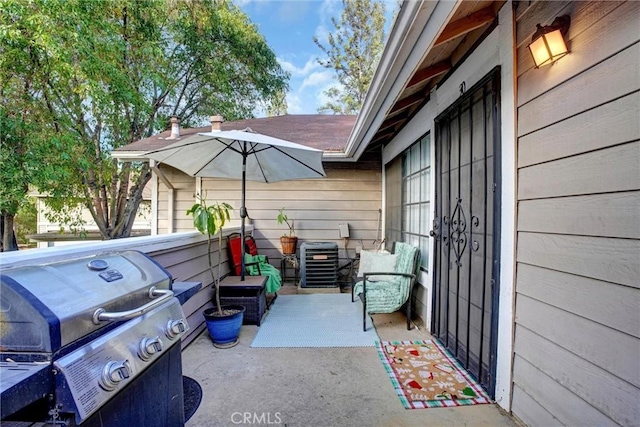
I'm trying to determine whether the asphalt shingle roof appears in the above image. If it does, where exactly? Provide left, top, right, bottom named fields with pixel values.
left=115, top=114, right=357, bottom=153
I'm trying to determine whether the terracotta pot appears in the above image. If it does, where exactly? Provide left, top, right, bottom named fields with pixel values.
left=280, top=236, right=298, bottom=254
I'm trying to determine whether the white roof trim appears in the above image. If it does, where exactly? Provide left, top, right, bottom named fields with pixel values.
left=111, top=151, right=149, bottom=161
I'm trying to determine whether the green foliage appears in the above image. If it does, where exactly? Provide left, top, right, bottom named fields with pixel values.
left=276, top=207, right=295, bottom=237
left=313, top=0, right=387, bottom=114
left=266, top=89, right=288, bottom=116
left=0, top=0, right=289, bottom=242
left=186, top=197, right=233, bottom=239
left=186, top=193, right=233, bottom=314
left=0, top=112, right=30, bottom=216
left=14, top=197, right=37, bottom=247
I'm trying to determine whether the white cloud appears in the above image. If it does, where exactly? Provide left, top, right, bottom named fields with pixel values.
left=313, top=24, right=330, bottom=49
left=317, top=81, right=342, bottom=105
left=319, top=0, right=341, bottom=18
left=278, top=56, right=320, bottom=78
left=286, top=93, right=303, bottom=114
left=300, top=70, right=334, bottom=90
left=314, top=0, right=340, bottom=48
left=277, top=1, right=313, bottom=25
left=234, top=0, right=254, bottom=7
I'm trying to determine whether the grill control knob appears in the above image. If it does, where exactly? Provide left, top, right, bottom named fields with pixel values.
left=100, top=360, right=132, bottom=391
left=165, top=319, right=187, bottom=339
left=138, top=336, right=164, bottom=361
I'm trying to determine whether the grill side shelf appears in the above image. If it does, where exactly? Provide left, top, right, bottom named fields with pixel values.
left=0, top=361, right=52, bottom=420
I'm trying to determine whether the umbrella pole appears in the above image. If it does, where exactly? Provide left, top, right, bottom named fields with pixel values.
left=240, top=149, right=247, bottom=281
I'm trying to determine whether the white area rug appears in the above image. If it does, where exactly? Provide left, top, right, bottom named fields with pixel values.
left=250, top=293, right=379, bottom=347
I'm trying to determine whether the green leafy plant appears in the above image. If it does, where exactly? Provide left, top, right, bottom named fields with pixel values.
left=187, top=193, right=233, bottom=315
left=276, top=207, right=295, bottom=237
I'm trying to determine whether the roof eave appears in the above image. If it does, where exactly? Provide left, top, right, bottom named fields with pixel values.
left=112, top=151, right=154, bottom=161
left=322, top=151, right=357, bottom=162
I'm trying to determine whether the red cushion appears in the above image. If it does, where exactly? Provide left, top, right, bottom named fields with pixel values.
left=227, top=234, right=259, bottom=275
left=227, top=234, right=243, bottom=275
left=245, top=237, right=258, bottom=256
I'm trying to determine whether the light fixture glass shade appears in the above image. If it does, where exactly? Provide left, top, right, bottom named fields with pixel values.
left=529, top=35, right=553, bottom=67
left=528, top=16, right=571, bottom=68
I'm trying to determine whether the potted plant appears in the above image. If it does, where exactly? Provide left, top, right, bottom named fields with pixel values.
left=186, top=193, right=244, bottom=348
left=277, top=207, right=297, bottom=254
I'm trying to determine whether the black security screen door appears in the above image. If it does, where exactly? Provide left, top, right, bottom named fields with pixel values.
left=431, top=68, right=501, bottom=396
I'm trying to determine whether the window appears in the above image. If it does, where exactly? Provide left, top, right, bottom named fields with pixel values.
left=385, top=134, right=431, bottom=269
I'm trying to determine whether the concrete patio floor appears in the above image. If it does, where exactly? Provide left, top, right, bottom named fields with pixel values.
left=182, top=285, right=518, bottom=427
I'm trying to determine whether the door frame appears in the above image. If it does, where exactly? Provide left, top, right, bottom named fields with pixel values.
left=430, top=67, right=502, bottom=397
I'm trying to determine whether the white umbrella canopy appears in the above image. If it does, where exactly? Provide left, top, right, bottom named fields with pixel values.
left=145, top=128, right=325, bottom=181
left=144, top=128, right=326, bottom=280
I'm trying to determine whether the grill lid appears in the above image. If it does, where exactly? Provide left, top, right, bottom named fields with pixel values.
left=0, top=250, right=172, bottom=353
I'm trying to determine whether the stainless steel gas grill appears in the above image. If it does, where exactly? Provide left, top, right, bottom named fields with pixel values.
left=0, top=250, right=189, bottom=426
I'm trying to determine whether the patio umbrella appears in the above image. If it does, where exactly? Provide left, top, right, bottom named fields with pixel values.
left=144, top=128, right=326, bottom=280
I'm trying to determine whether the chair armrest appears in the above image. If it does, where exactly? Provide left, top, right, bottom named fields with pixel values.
left=245, top=260, right=262, bottom=275
left=361, top=272, right=416, bottom=300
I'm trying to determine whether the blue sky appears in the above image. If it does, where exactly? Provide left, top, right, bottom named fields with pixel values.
left=236, top=0, right=397, bottom=116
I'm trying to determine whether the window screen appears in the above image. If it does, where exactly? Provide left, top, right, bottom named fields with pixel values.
left=385, top=134, right=431, bottom=269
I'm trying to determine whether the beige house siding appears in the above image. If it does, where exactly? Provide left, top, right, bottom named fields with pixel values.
left=156, top=164, right=383, bottom=271
left=512, top=1, right=640, bottom=426
left=156, top=166, right=202, bottom=233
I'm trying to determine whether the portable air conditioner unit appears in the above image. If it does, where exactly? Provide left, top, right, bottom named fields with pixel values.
left=300, top=242, right=339, bottom=288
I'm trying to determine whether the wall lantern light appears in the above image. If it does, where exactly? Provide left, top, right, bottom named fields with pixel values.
left=528, top=15, right=571, bottom=68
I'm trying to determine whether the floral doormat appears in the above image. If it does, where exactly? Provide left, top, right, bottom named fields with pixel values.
left=376, top=340, right=491, bottom=409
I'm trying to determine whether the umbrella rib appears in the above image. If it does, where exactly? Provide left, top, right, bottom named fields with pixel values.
left=249, top=142, right=269, bottom=181
left=192, top=138, right=244, bottom=176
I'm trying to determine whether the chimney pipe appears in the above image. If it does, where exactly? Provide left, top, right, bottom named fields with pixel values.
left=210, top=115, right=224, bottom=131
left=169, top=116, right=180, bottom=139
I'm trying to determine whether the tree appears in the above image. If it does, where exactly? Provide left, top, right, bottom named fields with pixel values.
left=14, top=196, right=37, bottom=247
left=0, top=111, right=29, bottom=251
left=313, top=0, right=386, bottom=115
left=0, top=0, right=289, bottom=246
left=266, top=89, right=288, bottom=116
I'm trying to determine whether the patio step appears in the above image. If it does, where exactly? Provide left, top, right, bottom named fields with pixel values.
left=296, top=284, right=341, bottom=294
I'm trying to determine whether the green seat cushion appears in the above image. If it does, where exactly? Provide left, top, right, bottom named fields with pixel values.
left=353, top=242, right=419, bottom=314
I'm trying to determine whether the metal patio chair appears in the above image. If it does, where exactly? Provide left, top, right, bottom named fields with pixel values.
left=227, top=232, right=281, bottom=305
left=227, top=232, right=263, bottom=276
left=352, top=242, right=421, bottom=331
